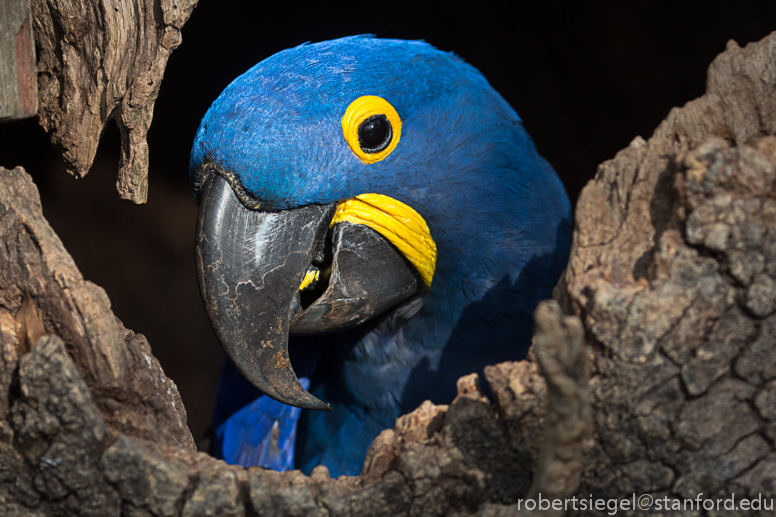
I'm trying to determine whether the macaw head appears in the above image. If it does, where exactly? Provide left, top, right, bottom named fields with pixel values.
left=191, top=36, right=570, bottom=410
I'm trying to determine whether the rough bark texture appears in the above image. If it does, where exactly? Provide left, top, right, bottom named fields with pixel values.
left=0, top=163, right=587, bottom=515
left=0, top=0, right=37, bottom=122
left=555, top=33, right=776, bottom=515
left=1, top=27, right=776, bottom=517
left=30, top=0, right=198, bottom=203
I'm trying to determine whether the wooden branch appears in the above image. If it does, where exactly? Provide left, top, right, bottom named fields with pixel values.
left=0, top=0, right=37, bottom=122
left=31, top=0, right=198, bottom=203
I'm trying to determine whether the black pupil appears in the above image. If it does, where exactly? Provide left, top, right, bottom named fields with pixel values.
left=358, top=115, right=391, bottom=153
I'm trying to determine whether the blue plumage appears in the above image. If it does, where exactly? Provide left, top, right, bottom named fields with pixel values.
left=215, top=366, right=308, bottom=470
left=192, top=36, right=571, bottom=476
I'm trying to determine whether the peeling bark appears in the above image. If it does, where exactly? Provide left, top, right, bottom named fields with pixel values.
left=30, top=0, right=198, bottom=203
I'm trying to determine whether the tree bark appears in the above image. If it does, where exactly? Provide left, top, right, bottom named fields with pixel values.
left=0, top=0, right=37, bottom=122
left=31, top=0, right=198, bottom=203
left=554, top=33, right=776, bottom=515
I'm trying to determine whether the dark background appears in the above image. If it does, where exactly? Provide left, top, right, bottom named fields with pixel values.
left=1, top=0, right=775, bottom=445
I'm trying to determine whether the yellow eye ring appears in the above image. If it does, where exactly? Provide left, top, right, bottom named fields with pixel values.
left=341, top=96, right=402, bottom=164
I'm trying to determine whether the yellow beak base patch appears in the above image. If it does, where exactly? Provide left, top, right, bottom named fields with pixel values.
left=330, top=194, right=436, bottom=288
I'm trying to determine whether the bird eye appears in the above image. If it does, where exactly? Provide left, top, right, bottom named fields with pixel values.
left=342, top=96, right=402, bottom=164
left=358, top=115, right=392, bottom=153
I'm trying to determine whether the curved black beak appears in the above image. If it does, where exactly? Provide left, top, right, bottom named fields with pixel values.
left=196, top=173, right=421, bottom=410
left=196, top=174, right=335, bottom=410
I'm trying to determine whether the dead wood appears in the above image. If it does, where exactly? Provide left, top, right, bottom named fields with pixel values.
left=30, top=0, right=198, bottom=203
left=0, top=0, right=37, bottom=122
left=554, top=33, right=776, bottom=516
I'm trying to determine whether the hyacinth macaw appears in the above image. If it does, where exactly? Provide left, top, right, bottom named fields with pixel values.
left=190, top=36, right=571, bottom=477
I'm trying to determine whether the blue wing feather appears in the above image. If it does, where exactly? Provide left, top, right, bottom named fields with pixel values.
left=212, top=360, right=308, bottom=471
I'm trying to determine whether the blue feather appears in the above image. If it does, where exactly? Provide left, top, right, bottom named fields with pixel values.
left=213, top=360, right=309, bottom=471
left=196, top=36, right=572, bottom=477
